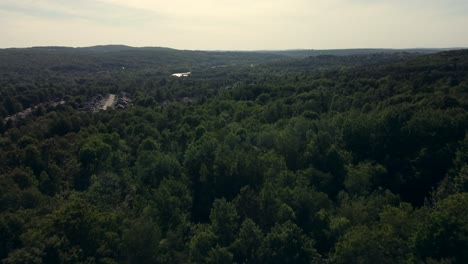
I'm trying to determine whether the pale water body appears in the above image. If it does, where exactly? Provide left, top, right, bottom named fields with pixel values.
left=172, top=72, right=191, bottom=77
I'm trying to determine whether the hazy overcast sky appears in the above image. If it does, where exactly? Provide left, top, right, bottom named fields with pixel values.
left=1, top=0, right=467, bottom=50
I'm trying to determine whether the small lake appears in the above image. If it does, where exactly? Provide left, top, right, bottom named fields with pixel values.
left=172, top=72, right=191, bottom=77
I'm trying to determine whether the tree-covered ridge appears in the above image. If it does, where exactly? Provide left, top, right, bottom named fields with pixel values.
left=0, top=47, right=430, bottom=119
left=0, top=49, right=467, bottom=263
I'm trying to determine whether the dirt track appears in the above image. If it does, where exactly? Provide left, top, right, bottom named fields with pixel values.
left=101, top=94, right=115, bottom=110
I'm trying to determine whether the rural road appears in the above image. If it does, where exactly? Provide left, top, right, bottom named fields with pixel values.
left=101, top=94, right=116, bottom=110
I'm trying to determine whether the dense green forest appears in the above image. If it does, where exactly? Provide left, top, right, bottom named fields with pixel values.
left=0, top=47, right=467, bottom=263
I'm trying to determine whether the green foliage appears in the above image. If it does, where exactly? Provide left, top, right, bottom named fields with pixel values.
left=136, top=151, right=181, bottom=188
left=122, top=211, right=161, bottom=264
left=259, top=221, right=318, bottom=264
left=1, top=48, right=468, bottom=263
left=231, top=218, right=264, bottom=264
left=206, top=246, right=233, bottom=264
left=345, top=162, right=387, bottom=195
left=413, top=193, right=468, bottom=263
left=209, top=199, right=239, bottom=246
left=190, top=228, right=218, bottom=263
left=0, top=213, right=24, bottom=260
left=333, top=225, right=409, bottom=264
left=151, top=177, right=192, bottom=234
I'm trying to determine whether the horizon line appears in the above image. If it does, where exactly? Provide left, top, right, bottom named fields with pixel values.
left=1, top=44, right=467, bottom=52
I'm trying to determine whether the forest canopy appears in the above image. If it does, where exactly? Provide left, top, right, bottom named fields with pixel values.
left=0, top=47, right=467, bottom=263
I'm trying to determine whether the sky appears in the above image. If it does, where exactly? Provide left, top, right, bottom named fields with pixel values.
left=0, top=0, right=467, bottom=50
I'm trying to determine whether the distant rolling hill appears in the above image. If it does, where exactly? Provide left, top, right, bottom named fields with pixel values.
left=257, top=48, right=465, bottom=58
